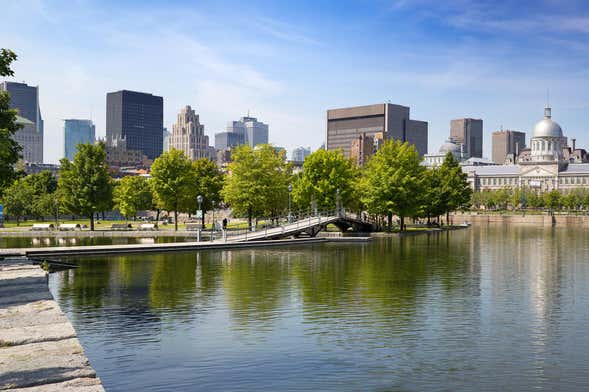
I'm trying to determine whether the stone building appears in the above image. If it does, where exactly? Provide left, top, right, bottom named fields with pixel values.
left=350, top=132, right=383, bottom=166
left=169, top=106, right=215, bottom=161
left=464, top=107, right=589, bottom=192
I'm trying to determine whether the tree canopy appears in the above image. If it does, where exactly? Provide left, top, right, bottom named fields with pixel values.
left=0, top=49, right=22, bottom=191
left=222, top=144, right=292, bottom=227
left=150, top=148, right=196, bottom=230
left=114, top=175, right=153, bottom=220
left=292, top=149, right=356, bottom=212
left=190, top=158, right=224, bottom=228
left=360, top=140, right=425, bottom=231
left=58, top=142, right=113, bottom=230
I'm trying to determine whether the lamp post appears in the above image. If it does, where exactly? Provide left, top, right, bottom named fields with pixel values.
left=54, top=198, right=59, bottom=229
left=211, top=200, right=215, bottom=241
left=197, top=194, right=203, bottom=228
left=287, top=184, right=293, bottom=223
left=336, top=188, right=340, bottom=216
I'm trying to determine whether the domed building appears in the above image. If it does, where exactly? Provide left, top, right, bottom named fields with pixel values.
left=462, top=107, right=589, bottom=192
left=423, top=139, right=464, bottom=167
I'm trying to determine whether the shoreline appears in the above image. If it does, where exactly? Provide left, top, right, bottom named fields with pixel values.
left=452, top=212, right=589, bottom=227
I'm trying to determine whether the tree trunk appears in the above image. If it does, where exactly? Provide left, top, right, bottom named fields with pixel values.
left=156, top=209, right=161, bottom=222
left=387, top=212, right=392, bottom=232
left=201, top=208, right=206, bottom=229
left=90, top=214, right=95, bottom=231
left=400, top=215, right=405, bottom=232
left=16, top=216, right=20, bottom=227
left=446, top=212, right=450, bottom=226
left=174, top=210, right=178, bottom=231
left=248, top=206, right=252, bottom=231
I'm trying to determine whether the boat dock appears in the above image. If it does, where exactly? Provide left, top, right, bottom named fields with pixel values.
left=0, top=258, right=105, bottom=391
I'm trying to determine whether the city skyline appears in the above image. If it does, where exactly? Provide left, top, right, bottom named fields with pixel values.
left=1, top=0, right=589, bottom=163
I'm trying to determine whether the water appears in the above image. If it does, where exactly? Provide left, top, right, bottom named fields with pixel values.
left=47, top=225, right=589, bottom=391
left=0, top=236, right=195, bottom=248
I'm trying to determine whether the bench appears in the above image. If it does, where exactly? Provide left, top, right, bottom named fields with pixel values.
left=185, top=223, right=203, bottom=231
left=111, top=223, right=132, bottom=230
left=59, top=223, right=81, bottom=231
left=31, top=223, right=55, bottom=231
left=138, top=223, right=157, bottom=231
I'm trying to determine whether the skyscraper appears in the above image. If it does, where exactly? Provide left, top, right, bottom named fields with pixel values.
left=106, top=90, right=163, bottom=160
left=492, top=130, right=526, bottom=164
left=163, top=127, right=170, bottom=153
left=63, top=119, right=95, bottom=161
left=169, top=105, right=215, bottom=160
left=450, top=118, right=483, bottom=158
left=226, top=116, right=269, bottom=148
left=0, top=81, right=44, bottom=163
left=326, top=103, right=428, bottom=157
left=291, top=146, right=311, bottom=163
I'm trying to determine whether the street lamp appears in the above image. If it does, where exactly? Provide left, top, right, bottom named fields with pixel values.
left=197, top=194, right=204, bottom=229
left=54, top=198, right=59, bottom=229
left=287, top=184, right=293, bottom=223
left=336, top=188, right=340, bottom=216
left=211, top=200, right=216, bottom=241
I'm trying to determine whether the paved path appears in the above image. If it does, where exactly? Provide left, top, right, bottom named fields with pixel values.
left=0, top=258, right=105, bottom=391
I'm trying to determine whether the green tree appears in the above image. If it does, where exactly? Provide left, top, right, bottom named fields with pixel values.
left=0, top=49, right=22, bottom=191
left=114, top=176, right=153, bottom=220
left=58, top=142, right=114, bottom=231
left=292, top=149, right=356, bottom=212
left=360, top=140, right=425, bottom=231
left=421, top=168, right=446, bottom=223
left=222, top=144, right=292, bottom=228
left=191, top=158, right=224, bottom=228
left=437, top=152, right=472, bottom=222
left=1, top=178, right=31, bottom=225
left=150, top=149, right=195, bottom=231
left=23, top=171, right=58, bottom=219
left=543, top=190, right=561, bottom=212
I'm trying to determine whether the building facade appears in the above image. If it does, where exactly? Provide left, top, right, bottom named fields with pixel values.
left=63, top=119, right=95, bottom=161
left=1, top=81, right=44, bottom=163
left=226, top=116, right=269, bottom=148
left=291, top=147, right=311, bottom=163
left=464, top=107, right=589, bottom=192
left=106, top=90, right=163, bottom=160
left=163, top=127, right=170, bottom=153
left=215, top=131, right=244, bottom=150
left=104, top=137, right=150, bottom=168
left=326, top=103, right=428, bottom=158
left=169, top=106, right=215, bottom=160
left=492, top=130, right=526, bottom=164
left=451, top=118, right=483, bottom=158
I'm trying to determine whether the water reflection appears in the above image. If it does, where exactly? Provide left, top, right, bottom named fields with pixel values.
left=48, top=226, right=589, bottom=391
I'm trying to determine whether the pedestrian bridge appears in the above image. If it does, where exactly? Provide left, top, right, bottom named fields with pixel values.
left=224, top=211, right=377, bottom=242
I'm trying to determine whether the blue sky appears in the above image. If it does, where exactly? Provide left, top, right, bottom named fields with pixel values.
left=2, top=0, right=589, bottom=163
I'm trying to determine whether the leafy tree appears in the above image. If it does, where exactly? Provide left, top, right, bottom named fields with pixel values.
left=420, top=168, right=445, bottom=223
left=190, top=158, right=224, bottom=228
left=150, top=149, right=196, bottom=231
left=437, top=152, right=472, bottom=221
left=1, top=178, right=30, bottom=225
left=114, top=176, right=153, bottom=220
left=222, top=144, right=292, bottom=228
left=292, top=148, right=356, bottom=212
left=0, top=49, right=22, bottom=191
left=58, top=142, right=114, bottom=231
left=360, top=140, right=425, bottom=231
left=543, top=190, right=561, bottom=212
left=23, top=171, right=58, bottom=219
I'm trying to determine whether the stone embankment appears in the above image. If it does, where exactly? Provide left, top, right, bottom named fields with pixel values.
left=452, top=212, right=589, bottom=227
left=0, top=258, right=105, bottom=391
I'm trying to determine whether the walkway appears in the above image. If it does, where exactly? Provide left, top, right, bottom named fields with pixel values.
left=0, top=258, right=105, bottom=391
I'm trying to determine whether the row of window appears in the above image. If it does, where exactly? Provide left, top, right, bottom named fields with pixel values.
left=479, top=176, right=589, bottom=186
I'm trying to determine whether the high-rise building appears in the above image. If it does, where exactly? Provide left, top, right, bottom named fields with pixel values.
left=350, top=133, right=384, bottom=166
left=492, top=130, right=526, bottom=164
left=450, top=118, right=483, bottom=158
left=226, top=116, right=269, bottom=148
left=326, top=103, right=428, bottom=157
left=169, top=105, right=215, bottom=160
left=291, top=147, right=311, bottom=163
left=63, top=119, right=95, bottom=161
left=106, top=90, right=163, bottom=160
left=0, top=81, right=44, bottom=163
left=215, top=131, right=244, bottom=150
left=163, top=127, right=170, bottom=153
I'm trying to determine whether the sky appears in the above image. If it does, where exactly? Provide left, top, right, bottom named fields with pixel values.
left=2, top=0, right=589, bottom=163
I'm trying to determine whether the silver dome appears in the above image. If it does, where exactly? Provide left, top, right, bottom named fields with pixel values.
left=532, top=107, right=563, bottom=138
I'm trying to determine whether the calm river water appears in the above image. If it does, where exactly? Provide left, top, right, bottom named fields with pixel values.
left=47, top=224, right=589, bottom=391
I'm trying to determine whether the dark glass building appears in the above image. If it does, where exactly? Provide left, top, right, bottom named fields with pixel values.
left=106, top=90, right=163, bottom=160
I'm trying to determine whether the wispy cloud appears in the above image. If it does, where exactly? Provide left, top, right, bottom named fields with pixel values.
left=251, top=17, right=321, bottom=46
